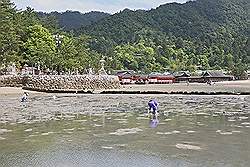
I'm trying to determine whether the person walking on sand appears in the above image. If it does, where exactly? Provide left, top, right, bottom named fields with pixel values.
left=148, top=99, right=159, bottom=116
left=21, top=92, right=29, bottom=102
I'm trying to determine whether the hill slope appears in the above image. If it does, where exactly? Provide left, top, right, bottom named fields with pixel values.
left=80, top=0, right=249, bottom=43
left=38, top=11, right=110, bottom=31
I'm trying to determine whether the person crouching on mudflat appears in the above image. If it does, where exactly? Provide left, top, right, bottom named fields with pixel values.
left=148, top=99, right=159, bottom=116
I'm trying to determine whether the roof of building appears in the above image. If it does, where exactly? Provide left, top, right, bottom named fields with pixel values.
left=114, top=70, right=135, bottom=77
left=173, top=71, right=191, bottom=77
left=134, top=74, right=148, bottom=79
left=148, top=72, right=174, bottom=78
left=202, top=70, right=226, bottom=77
left=119, top=73, right=133, bottom=79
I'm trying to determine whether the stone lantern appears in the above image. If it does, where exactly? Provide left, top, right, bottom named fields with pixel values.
left=8, top=63, right=17, bottom=75
left=98, top=59, right=107, bottom=75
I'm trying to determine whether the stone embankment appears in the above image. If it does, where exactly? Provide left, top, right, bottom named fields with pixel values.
left=0, top=75, right=121, bottom=92
left=0, top=75, right=26, bottom=87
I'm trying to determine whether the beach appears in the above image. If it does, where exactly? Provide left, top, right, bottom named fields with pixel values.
left=0, top=87, right=44, bottom=96
left=0, top=80, right=250, bottom=96
left=1, top=80, right=250, bottom=167
left=110, top=80, right=250, bottom=94
left=0, top=91, right=250, bottom=167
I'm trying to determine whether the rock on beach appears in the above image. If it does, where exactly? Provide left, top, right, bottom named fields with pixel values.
left=176, top=143, right=202, bottom=151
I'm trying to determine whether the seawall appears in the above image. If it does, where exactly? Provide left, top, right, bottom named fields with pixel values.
left=0, top=75, right=121, bottom=91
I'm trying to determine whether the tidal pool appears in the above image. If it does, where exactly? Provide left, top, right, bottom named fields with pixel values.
left=0, top=94, right=250, bottom=167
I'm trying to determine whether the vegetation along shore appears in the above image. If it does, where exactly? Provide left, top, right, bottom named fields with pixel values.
left=0, top=0, right=249, bottom=79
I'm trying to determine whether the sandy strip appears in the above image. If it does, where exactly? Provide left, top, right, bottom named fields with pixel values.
left=0, top=87, right=44, bottom=96
left=111, top=80, right=250, bottom=93
left=0, top=80, right=249, bottom=95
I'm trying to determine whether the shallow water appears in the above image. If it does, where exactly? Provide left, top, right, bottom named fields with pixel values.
left=0, top=94, right=250, bottom=167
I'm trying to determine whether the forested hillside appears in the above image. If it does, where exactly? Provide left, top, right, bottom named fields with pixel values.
left=0, top=0, right=249, bottom=78
left=81, top=0, right=249, bottom=44
left=78, top=0, right=249, bottom=75
left=38, top=11, right=110, bottom=31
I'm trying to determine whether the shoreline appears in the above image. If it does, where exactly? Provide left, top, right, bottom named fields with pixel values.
left=1, top=80, right=250, bottom=96
left=106, top=80, right=250, bottom=95
left=0, top=81, right=249, bottom=125
left=0, top=87, right=39, bottom=96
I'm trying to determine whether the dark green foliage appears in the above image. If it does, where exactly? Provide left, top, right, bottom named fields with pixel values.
left=77, top=0, right=249, bottom=76
left=23, top=25, right=56, bottom=69
left=38, top=11, right=110, bottom=31
left=0, top=1, right=103, bottom=73
left=0, top=0, right=20, bottom=66
left=81, top=0, right=248, bottom=41
left=0, top=0, right=249, bottom=78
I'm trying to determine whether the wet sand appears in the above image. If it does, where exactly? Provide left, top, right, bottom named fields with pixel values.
left=0, top=80, right=249, bottom=96
left=112, top=80, right=250, bottom=94
left=0, top=87, right=44, bottom=96
left=0, top=94, right=250, bottom=167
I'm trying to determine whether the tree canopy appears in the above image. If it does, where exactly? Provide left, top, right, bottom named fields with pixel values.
left=0, top=0, right=249, bottom=78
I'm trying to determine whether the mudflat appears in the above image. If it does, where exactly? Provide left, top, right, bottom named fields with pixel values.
left=115, top=80, right=250, bottom=94
left=0, top=87, right=43, bottom=96
left=0, top=80, right=249, bottom=96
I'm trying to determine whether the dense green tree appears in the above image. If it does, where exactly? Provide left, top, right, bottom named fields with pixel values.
left=231, top=63, right=248, bottom=80
left=75, top=0, right=249, bottom=76
left=54, top=35, right=77, bottom=73
left=74, top=35, right=102, bottom=72
left=0, top=0, right=20, bottom=67
left=23, top=25, right=56, bottom=69
left=38, top=11, right=110, bottom=31
left=113, top=40, right=166, bottom=73
left=0, top=0, right=249, bottom=78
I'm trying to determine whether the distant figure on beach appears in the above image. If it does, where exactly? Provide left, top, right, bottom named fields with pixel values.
left=53, top=95, right=56, bottom=100
left=21, top=92, right=29, bottom=102
left=148, top=99, right=158, bottom=116
left=150, top=114, right=159, bottom=128
left=207, top=80, right=212, bottom=85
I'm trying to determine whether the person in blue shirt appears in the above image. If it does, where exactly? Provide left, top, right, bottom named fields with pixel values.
left=148, top=99, right=158, bottom=115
